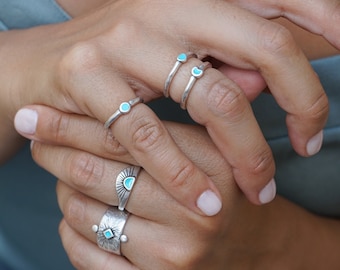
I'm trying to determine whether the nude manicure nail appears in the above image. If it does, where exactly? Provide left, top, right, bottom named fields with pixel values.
left=259, top=178, right=276, bottom=204
left=307, top=130, right=323, bottom=156
left=197, top=189, right=222, bottom=216
left=14, top=108, right=38, bottom=135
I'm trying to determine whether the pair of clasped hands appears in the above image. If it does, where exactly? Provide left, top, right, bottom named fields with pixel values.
left=4, top=0, right=340, bottom=269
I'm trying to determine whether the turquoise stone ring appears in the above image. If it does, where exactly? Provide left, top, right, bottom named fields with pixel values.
left=164, top=52, right=197, bottom=97
left=116, top=166, right=141, bottom=211
left=92, top=207, right=129, bottom=255
left=180, top=61, right=212, bottom=110
left=104, top=97, right=143, bottom=129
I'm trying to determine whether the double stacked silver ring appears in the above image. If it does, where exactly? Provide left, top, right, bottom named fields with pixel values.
left=164, top=52, right=197, bottom=98
left=92, top=207, right=129, bottom=255
left=104, top=97, right=143, bottom=129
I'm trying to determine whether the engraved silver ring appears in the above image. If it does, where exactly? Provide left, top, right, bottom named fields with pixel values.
left=116, top=166, right=141, bottom=211
left=92, top=207, right=129, bottom=255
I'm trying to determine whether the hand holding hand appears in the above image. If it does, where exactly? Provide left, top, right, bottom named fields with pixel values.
left=24, top=107, right=340, bottom=270
left=8, top=0, right=336, bottom=213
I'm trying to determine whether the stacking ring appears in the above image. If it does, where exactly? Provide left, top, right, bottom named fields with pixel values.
left=92, top=207, right=129, bottom=255
left=180, top=62, right=212, bottom=110
left=164, top=52, right=197, bottom=98
left=116, top=166, right=141, bottom=211
left=104, top=97, right=143, bottom=129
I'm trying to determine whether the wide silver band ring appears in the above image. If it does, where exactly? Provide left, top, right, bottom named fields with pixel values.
left=180, top=62, right=212, bottom=110
left=92, top=207, right=129, bottom=255
left=116, top=166, right=141, bottom=211
left=164, top=52, right=197, bottom=98
left=104, top=97, right=143, bottom=129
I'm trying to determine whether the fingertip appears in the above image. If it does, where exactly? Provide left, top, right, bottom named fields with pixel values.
left=258, top=178, right=276, bottom=204
left=306, top=130, right=323, bottom=156
left=14, top=108, right=38, bottom=135
left=196, top=189, right=222, bottom=216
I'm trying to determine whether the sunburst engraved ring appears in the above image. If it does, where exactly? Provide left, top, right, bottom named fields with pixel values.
left=116, top=166, right=141, bottom=211
left=92, top=207, right=129, bottom=255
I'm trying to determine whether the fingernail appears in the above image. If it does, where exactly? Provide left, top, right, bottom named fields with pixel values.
left=14, top=108, right=38, bottom=135
left=307, top=130, right=323, bottom=156
left=259, top=178, right=276, bottom=204
left=30, top=140, right=35, bottom=150
left=197, top=190, right=222, bottom=216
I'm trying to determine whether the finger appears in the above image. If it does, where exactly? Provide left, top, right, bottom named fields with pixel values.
left=14, top=105, right=136, bottom=164
left=162, top=59, right=276, bottom=203
left=94, top=3, right=327, bottom=202
left=105, top=2, right=327, bottom=158
left=49, top=47, right=224, bottom=216
left=32, top=141, right=180, bottom=221
left=57, top=182, right=193, bottom=270
left=59, top=219, right=136, bottom=270
left=229, top=0, right=340, bottom=49
left=173, top=2, right=328, bottom=156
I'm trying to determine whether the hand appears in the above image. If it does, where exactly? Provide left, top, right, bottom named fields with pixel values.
left=28, top=111, right=340, bottom=269
left=230, top=0, right=340, bottom=50
left=6, top=0, right=333, bottom=212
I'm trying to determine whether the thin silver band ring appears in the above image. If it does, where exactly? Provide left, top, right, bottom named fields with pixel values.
left=180, top=62, right=212, bottom=110
left=164, top=52, right=197, bottom=98
left=104, top=97, right=143, bottom=129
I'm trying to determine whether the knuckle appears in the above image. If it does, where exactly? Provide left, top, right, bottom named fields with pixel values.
left=167, top=161, right=196, bottom=190
left=110, top=18, right=140, bottom=49
left=246, top=148, right=274, bottom=177
left=131, top=115, right=166, bottom=153
left=68, top=152, right=104, bottom=189
left=207, top=79, right=247, bottom=121
left=259, top=23, right=296, bottom=56
left=63, top=193, right=87, bottom=228
left=48, top=113, right=71, bottom=143
left=102, top=129, right=129, bottom=157
left=58, top=41, right=103, bottom=85
left=305, top=92, right=329, bottom=122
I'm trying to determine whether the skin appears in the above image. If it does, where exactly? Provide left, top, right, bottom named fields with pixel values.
left=1, top=0, right=339, bottom=214
left=18, top=107, right=340, bottom=269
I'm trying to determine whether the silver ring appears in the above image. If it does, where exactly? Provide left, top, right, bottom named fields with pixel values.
left=164, top=52, right=197, bottom=98
left=104, top=97, right=143, bottom=129
left=92, top=207, right=129, bottom=255
left=180, top=62, right=212, bottom=110
left=116, top=166, right=141, bottom=211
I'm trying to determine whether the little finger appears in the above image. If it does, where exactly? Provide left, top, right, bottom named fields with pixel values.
left=59, top=219, right=136, bottom=270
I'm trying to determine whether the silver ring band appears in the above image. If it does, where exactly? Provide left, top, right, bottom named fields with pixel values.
left=116, top=166, right=141, bottom=211
left=92, top=207, right=129, bottom=255
left=164, top=52, right=197, bottom=98
left=104, top=97, right=143, bottom=129
left=180, top=62, right=212, bottom=110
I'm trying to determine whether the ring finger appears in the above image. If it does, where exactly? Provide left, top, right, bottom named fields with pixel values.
left=31, top=141, right=183, bottom=222
left=57, top=181, right=193, bottom=270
